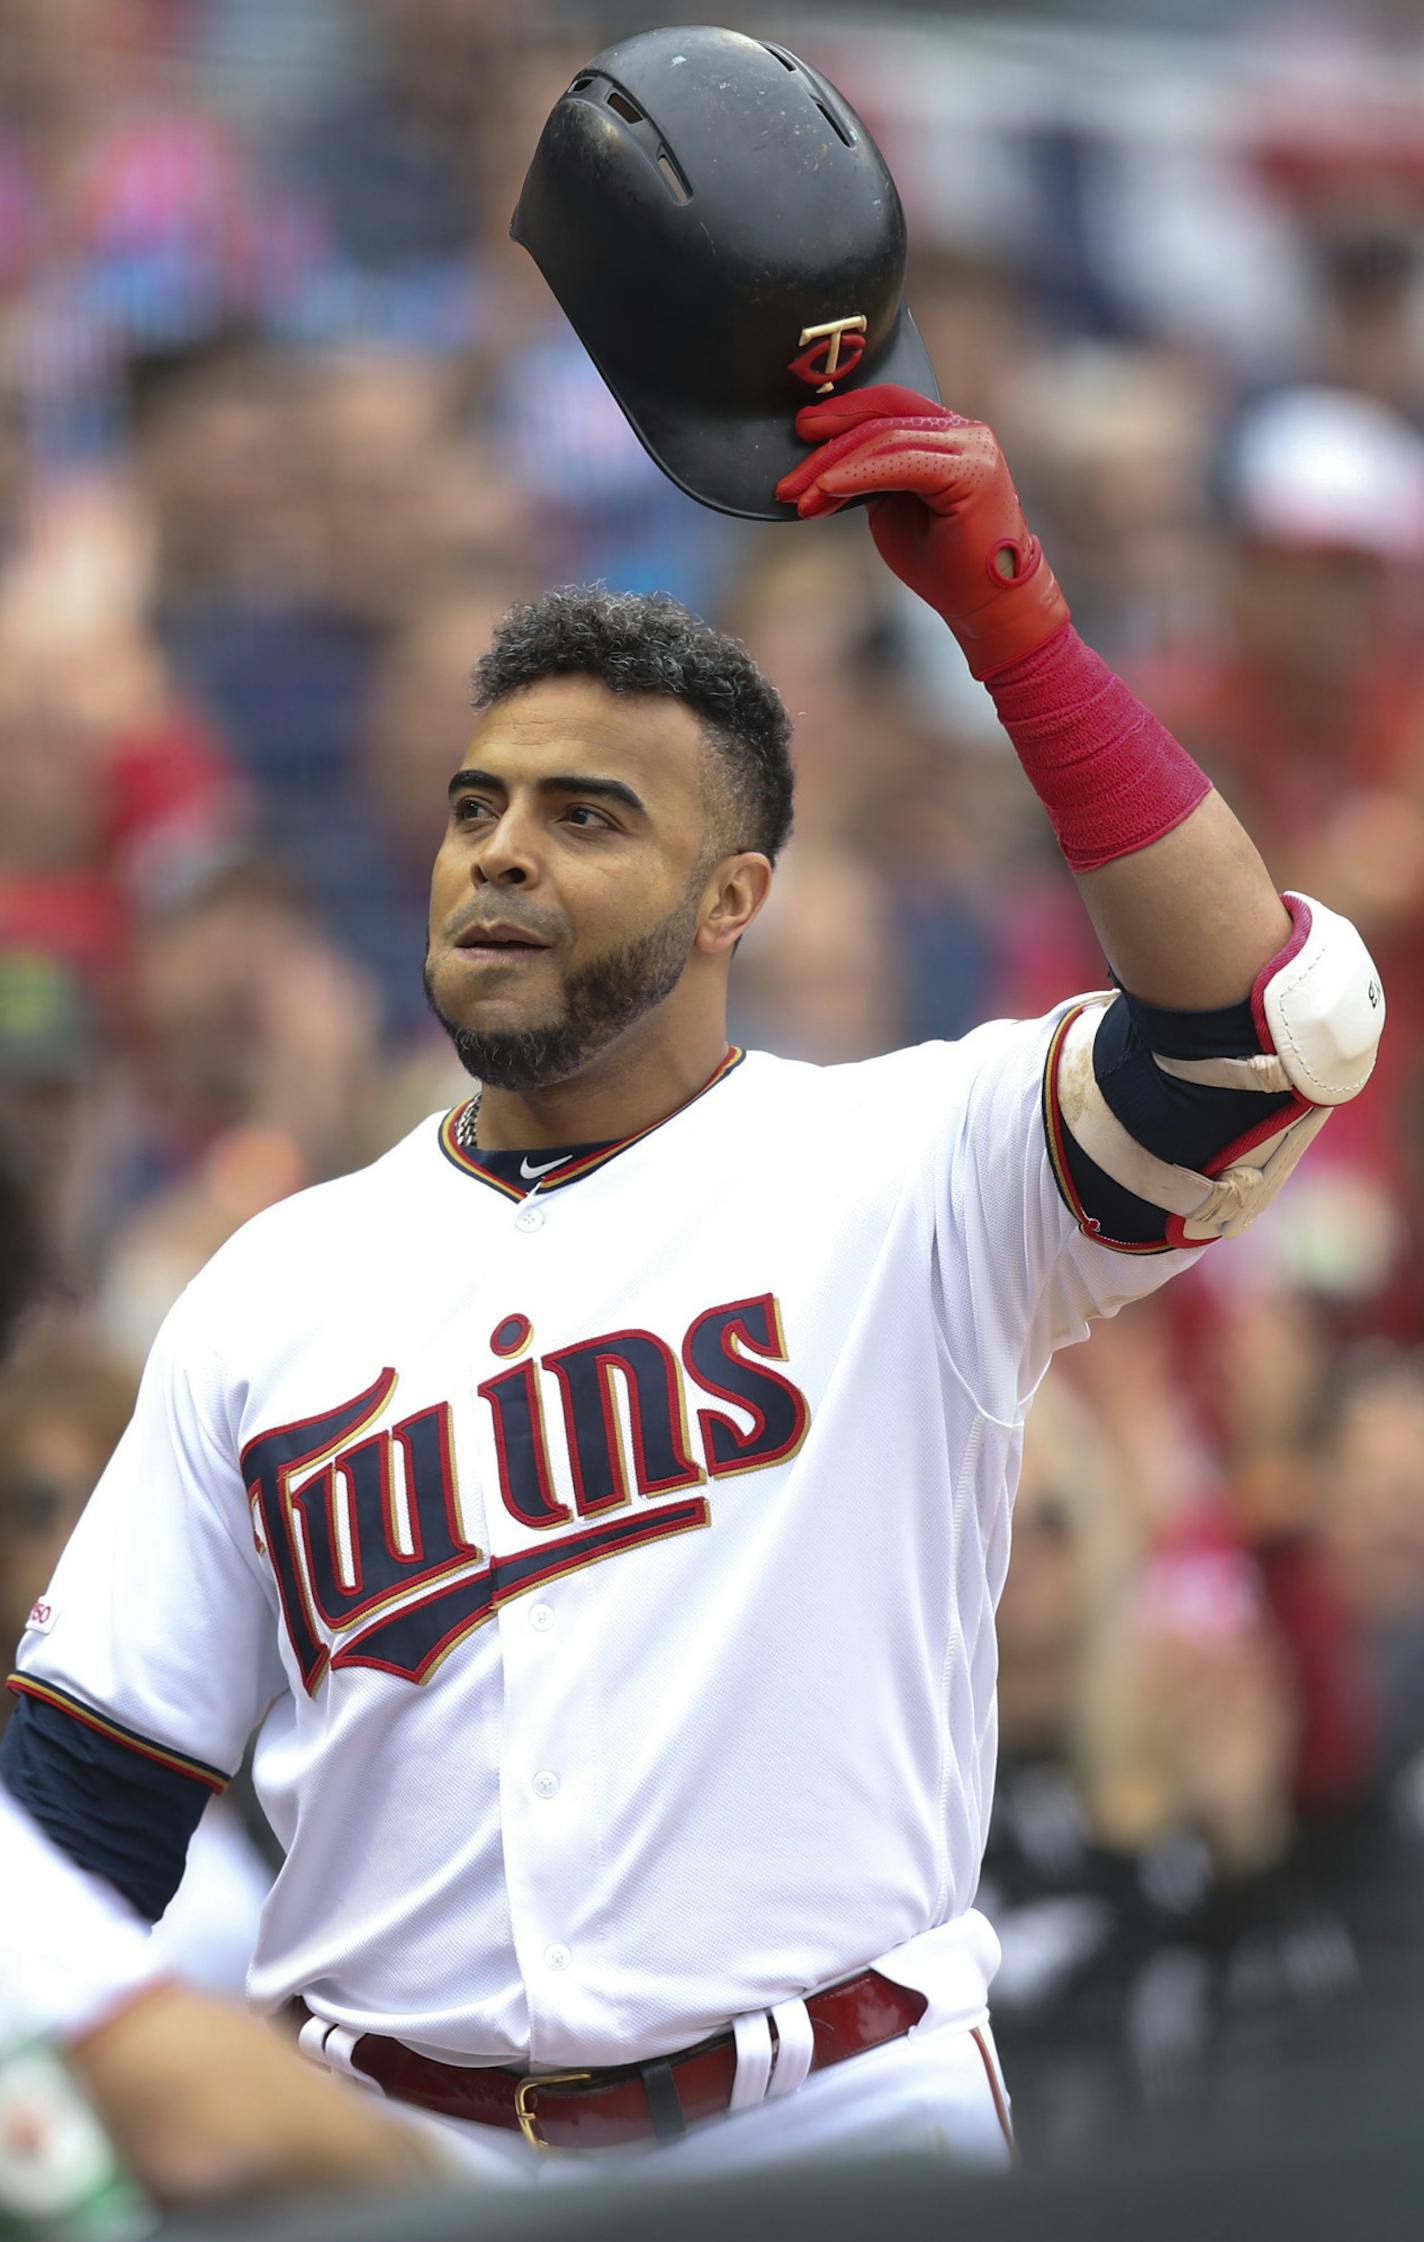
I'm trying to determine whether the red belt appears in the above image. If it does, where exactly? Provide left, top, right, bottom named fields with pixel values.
left=304, top=1969, right=926, bottom=2152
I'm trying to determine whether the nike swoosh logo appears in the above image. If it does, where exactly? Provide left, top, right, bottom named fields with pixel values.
left=520, top=1154, right=572, bottom=1180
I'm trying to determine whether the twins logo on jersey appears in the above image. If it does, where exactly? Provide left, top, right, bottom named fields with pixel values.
left=242, top=1293, right=810, bottom=1692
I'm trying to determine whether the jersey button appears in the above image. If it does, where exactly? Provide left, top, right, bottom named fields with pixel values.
left=532, top=1770, right=560, bottom=1800
left=528, top=1603, right=555, bottom=1632
left=543, top=1942, right=572, bottom=1972
left=514, top=1205, right=546, bottom=1233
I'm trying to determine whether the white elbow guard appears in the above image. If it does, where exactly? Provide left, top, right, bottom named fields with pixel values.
left=1053, top=893, right=1383, bottom=1247
left=1258, top=892, right=1384, bottom=1107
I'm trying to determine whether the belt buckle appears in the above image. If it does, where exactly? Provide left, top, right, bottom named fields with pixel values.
left=514, top=2070, right=593, bottom=2152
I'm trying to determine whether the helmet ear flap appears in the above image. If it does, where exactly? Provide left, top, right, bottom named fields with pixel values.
left=510, top=25, right=939, bottom=523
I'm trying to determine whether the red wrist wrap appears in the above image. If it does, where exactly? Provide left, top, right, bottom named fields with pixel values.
left=984, top=625, right=1211, bottom=873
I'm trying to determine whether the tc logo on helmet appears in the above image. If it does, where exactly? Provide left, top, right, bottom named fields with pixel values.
left=788, top=316, right=868, bottom=394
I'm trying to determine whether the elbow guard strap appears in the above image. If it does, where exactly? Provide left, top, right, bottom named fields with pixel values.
left=1053, top=893, right=1383, bottom=1247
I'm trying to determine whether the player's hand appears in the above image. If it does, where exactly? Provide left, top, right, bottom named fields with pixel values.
left=775, top=384, right=1070, bottom=678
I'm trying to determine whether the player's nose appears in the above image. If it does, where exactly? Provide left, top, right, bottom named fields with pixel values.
left=471, top=808, right=543, bottom=890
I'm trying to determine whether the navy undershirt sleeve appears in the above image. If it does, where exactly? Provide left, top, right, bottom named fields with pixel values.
left=1058, top=989, right=1297, bottom=1246
left=0, top=1690, right=211, bottom=1922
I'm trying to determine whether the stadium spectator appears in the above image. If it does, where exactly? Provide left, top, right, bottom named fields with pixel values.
left=984, top=1389, right=1362, bottom=2148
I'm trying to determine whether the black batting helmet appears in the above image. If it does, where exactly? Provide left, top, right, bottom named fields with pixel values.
left=510, top=24, right=939, bottom=523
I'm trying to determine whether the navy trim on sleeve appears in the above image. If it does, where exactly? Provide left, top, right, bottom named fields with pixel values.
left=0, top=1688, right=213, bottom=1922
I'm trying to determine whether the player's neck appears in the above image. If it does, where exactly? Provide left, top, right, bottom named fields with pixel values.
left=472, top=1016, right=733, bottom=1152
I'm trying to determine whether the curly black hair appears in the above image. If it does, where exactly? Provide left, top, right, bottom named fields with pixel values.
left=470, top=585, right=795, bottom=864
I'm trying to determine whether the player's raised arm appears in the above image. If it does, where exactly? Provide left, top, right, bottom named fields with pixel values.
left=778, top=388, right=1384, bottom=1254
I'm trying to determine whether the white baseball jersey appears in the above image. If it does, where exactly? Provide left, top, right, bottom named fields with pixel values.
left=13, top=1010, right=1197, bottom=2070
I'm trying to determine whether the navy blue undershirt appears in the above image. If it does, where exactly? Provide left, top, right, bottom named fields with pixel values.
left=1, top=1692, right=212, bottom=1922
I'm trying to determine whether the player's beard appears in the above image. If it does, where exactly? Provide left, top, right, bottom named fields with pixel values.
left=423, top=882, right=704, bottom=1092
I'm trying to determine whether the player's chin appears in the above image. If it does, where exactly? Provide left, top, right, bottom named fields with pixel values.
left=427, top=951, right=561, bottom=1032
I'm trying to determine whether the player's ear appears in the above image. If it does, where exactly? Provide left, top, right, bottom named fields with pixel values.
left=695, top=853, right=773, bottom=956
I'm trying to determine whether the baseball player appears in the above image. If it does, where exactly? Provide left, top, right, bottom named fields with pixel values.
left=0, top=367, right=1384, bottom=2180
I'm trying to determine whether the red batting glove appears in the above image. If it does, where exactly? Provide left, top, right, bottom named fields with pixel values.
left=775, top=384, right=1070, bottom=679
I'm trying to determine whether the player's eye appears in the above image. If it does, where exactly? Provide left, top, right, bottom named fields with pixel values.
left=564, top=804, right=614, bottom=830
left=452, top=795, right=494, bottom=824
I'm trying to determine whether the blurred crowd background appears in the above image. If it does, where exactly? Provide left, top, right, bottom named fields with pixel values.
left=2, top=0, right=1424, bottom=2167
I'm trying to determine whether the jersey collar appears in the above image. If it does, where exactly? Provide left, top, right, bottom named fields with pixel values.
left=438, top=1045, right=746, bottom=1203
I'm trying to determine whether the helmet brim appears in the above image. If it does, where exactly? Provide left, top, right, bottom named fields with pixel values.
left=588, top=304, right=942, bottom=523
